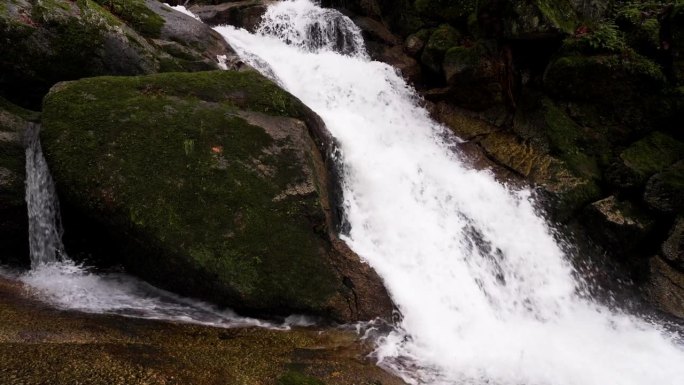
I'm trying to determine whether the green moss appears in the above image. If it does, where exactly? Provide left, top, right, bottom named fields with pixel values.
left=421, top=24, right=460, bottom=73
left=620, top=132, right=684, bottom=178
left=41, top=71, right=342, bottom=316
left=92, top=0, right=164, bottom=38
left=533, top=0, right=578, bottom=34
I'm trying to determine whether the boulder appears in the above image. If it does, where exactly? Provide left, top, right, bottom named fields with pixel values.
left=430, top=101, right=499, bottom=140
left=189, top=0, right=275, bottom=31
left=0, top=98, right=38, bottom=266
left=441, top=42, right=504, bottom=108
left=583, top=195, right=656, bottom=259
left=662, top=218, right=684, bottom=271
left=41, top=70, right=393, bottom=322
left=608, top=132, right=684, bottom=189
left=644, top=160, right=684, bottom=215
left=648, top=256, right=684, bottom=319
left=0, top=0, right=235, bottom=108
left=421, top=24, right=460, bottom=74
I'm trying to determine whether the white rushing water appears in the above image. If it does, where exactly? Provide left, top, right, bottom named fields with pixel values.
left=215, top=1, right=684, bottom=384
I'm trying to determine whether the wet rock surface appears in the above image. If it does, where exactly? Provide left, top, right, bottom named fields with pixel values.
left=0, top=275, right=404, bottom=385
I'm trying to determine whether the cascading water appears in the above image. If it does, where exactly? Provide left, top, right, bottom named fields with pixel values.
left=215, top=1, right=684, bottom=384
left=25, top=122, right=65, bottom=267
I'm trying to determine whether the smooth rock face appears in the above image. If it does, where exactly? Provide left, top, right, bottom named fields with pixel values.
left=0, top=99, right=38, bottom=266
left=41, top=70, right=392, bottom=322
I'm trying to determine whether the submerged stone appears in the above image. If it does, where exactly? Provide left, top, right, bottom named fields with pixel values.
left=41, top=70, right=392, bottom=322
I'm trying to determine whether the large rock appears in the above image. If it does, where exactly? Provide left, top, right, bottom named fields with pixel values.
left=41, top=70, right=393, bottom=322
left=608, top=132, right=684, bottom=189
left=0, top=0, right=235, bottom=107
left=0, top=98, right=38, bottom=266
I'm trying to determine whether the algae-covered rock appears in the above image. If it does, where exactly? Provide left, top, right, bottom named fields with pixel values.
left=0, top=98, right=38, bottom=266
left=41, top=70, right=392, bottom=322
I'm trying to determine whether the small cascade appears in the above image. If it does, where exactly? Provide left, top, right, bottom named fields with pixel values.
left=25, top=122, right=66, bottom=267
left=257, top=0, right=366, bottom=56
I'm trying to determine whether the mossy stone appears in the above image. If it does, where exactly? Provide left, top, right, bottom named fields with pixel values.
left=421, top=24, right=461, bottom=74
left=41, top=71, right=355, bottom=320
left=614, top=132, right=684, bottom=188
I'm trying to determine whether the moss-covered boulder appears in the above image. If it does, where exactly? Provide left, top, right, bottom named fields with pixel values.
left=421, top=24, right=460, bottom=74
left=0, top=98, right=39, bottom=266
left=607, top=132, right=684, bottom=189
left=41, top=70, right=393, bottom=322
left=0, top=0, right=235, bottom=108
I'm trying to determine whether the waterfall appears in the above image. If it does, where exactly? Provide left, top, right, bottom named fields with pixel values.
left=25, top=122, right=66, bottom=267
left=215, top=1, right=684, bottom=384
